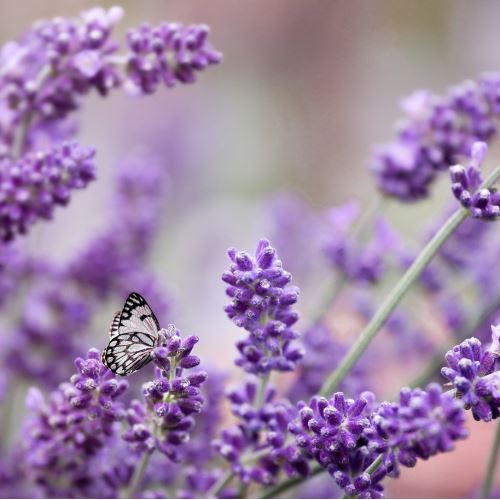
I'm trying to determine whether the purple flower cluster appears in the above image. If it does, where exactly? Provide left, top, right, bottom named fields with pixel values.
left=222, top=238, right=303, bottom=374
left=0, top=6, right=124, bottom=153
left=371, top=73, right=500, bottom=201
left=367, top=384, right=468, bottom=474
left=441, top=331, right=499, bottom=422
left=23, top=348, right=128, bottom=497
left=449, top=142, right=500, bottom=218
left=0, top=7, right=221, bottom=243
left=213, top=377, right=309, bottom=488
left=323, top=202, right=400, bottom=285
left=289, top=392, right=373, bottom=480
left=289, top=384, right=468, bottom=498
left=125, top=23, right=222, bottom=95
left=123, top=325, right=206, bottom=464
left=0, top=141, right=95, bottom=241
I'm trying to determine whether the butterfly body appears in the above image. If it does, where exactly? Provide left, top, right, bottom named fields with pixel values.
left=101, top=292, right=162, bottom=376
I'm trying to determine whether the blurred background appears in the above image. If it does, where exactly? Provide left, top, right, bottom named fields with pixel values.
left=0, top=0, right=499, bottom=497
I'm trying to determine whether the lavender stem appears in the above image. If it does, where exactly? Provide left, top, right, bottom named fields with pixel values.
left=121, top=452, right=151, bottom=499
left=480, top=420, right=500, bottom=498
left=208, top=471, right=235, bottom=499
left=320, top=164, right=500, bottom=396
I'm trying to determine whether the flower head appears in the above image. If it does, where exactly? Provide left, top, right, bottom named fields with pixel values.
left=371, top=73, right=500, bottom=201
left=22, top=348, right=128, bottom=496
left=222, top=238, right=303, bottom=374
left=123, top=325, right=206, bottom=463
left=441, top=334, right=499, bottom=421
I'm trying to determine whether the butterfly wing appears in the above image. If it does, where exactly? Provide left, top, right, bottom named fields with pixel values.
left=117, top=292, right=160, bottom=338
left=109, top=311, right=121, bottom=338
left=102, top=331, right=157, bottom=376
left=102, top=292, right=161, bottom=376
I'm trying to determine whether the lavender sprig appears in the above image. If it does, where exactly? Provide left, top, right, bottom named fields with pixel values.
left=222, top=238, right=304, bottom=374
left=441, top=330, right=499, bottom=422
left=449, top=142, right=500, bottom=218
left=22, top=348, right=128, bottom=497
left=371, top=73, right=500, bottom=201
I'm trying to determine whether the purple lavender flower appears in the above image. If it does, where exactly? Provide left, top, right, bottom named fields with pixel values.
left=0, top=141, right=95, bottom=241
left=222, top=238, right=304, bottom=374
left=290, top=392, right=372, bottom=468
left=213, top=377, right=308, bottom=488
left=448, top=141, right=500, bottom=219
left=124, top=23, right=222, bottom=95
left=0, top=7, right=124, bottom=153
left=441, top=331, right=499, bottom=422
left=123, top=325, right=206, bottom=464
left=289, top=391, right=384, bottom=497
left=323, top=202, right=401, bottom=285
left=367, top=384, right=467, bottom=476
left=22, top=348, right=128, bottom=497
left=371, top=73, right=500, bottom=201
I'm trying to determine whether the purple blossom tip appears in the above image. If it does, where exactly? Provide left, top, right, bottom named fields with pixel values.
left=222, top=239, right=303, bottom=374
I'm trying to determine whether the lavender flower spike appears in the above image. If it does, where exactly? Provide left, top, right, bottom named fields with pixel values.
left=0, top=141, right=95, bottom=241
left=222, top=238, right=304, bottom=374
left=23, top=348, right=128, bottom=497
left=449, top=141, right=500, bottom=219
left=124, top=23, right=223, bottom=95
left=371, top=72, right=500, bottom=201
left=441, top=331, right=499, bottom=422
left=123, top=325, right=207, bottom=464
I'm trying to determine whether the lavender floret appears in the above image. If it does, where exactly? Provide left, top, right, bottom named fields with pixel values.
left=223, top=238, right=304, bottom=374
left=441, top=330, right=499, bottom=422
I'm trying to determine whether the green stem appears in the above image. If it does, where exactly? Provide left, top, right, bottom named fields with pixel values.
left=256, top=372, right=270, bottom=408
left=208, top=472, right=235, bottom=499
left=365, top=453, right=384, bottom=475
left=480, top=420, right=500, bottom=498
left=258, top=464, right=324, bottom=499
left=320, top=164, right=500, bottom=397
left=121, top=452, right=152, bottom=499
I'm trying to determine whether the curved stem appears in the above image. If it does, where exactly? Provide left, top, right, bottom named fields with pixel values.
left=208, top=471, right=235, bottom=499
left=480, top=420, right=500, bottom=498
left=258, top=464, right=324, bottom=499
left=256, top=372, right=270, bottom=408
left=122, top=452, right=151, bottom=499
left=320, top=206, right=468, bottom=395
left=320, top=163, right=500, bottom=397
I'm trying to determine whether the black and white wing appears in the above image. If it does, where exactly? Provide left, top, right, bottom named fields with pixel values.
left=109, top=311, right=121, bottom=338
left=116, top=292, right=160, bottom=338
left=101, top=293, right=161, bottom=376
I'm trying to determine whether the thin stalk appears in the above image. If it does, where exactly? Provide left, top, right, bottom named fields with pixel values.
left=480, top=420, right=500, bottom=498
left=256, top=372, right=270, bottom=408
left=122, top=452, right=151, bottom=499
left=365, top=453, right=384, bottom=475
left=320, top=165, right=500, bottom=396
left=258, top=464, right=324, bottom=499
left=208, top=471, right=235, bottom=499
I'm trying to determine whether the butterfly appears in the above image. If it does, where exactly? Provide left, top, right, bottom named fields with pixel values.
left=101, top=292, right=162, bottom=376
